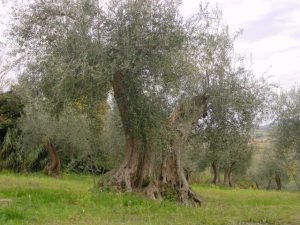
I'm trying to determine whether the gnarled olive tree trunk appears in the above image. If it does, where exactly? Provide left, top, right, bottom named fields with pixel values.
left=107, top=132, right=201, bottom=204
left=101, top=72, right=205, bottom=205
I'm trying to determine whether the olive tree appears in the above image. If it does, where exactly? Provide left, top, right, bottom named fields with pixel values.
left=0, top=49, right=10, bottom=93
left=247, top=147, right=289, bottom=190
left=272, top=87, right=300, bottom=190
left=18, top=103, right=95, bottom=175
left=9, top=0, right=243, bottom=204
left=189, top=24, right=271, bottom=186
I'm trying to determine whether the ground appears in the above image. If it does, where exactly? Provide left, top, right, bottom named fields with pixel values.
left=0, top=172, right=299, bottom=225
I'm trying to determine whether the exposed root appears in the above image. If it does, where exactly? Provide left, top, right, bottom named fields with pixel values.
left=144, top=182, right=162, bottom=200
left=145, top=181, right=202, bottom=206
left=100, top=168, right=203, bottom=206
left=98, top=134, right=202, bottom=206
left=99, top=166, right=134, bottom=192
left=187, top=189, right=202, bottom=206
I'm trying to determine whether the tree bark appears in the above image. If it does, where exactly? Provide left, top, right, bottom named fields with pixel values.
left=212, top=161, right=220, bottom=185
left=103, top=130, right=202, bottom=205
left=228, top=171, right=233, bottom=187
left=161, top=135, right=202, bottom=204
left=266, top=179, right=272, bottom=190
left=275, top=173, right=282, bottom=190
left=183, top=167, right=192, bottom=182
left=224, top=169, right=229, bottom=186
left=255, top=181, right=260, bottom=189
left=101, top=71, right=205, bottom=205
left=228, top=162, right=235, bottom=187
left=224, top=162, right=235, bottom=187
left=44, top=143, right=60, bottom=176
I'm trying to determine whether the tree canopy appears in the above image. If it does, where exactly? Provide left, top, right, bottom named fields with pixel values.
left=3, top=0, right=277, bottom=204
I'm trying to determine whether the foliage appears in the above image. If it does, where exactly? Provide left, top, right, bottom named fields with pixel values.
left=6, top=0, right=245, bottom=202
left=0, top=50, right=11, bottom=93
left=244, top=87, right=300, bottom=191
left=3, top=0, right=281, bottom=201
left=17, top=101, right=121, bottom=173
left=10, top=0, right=110, bottom=116
left=185, top=27, right=272, bottom=183
left=247, top=147, right=289, bottom=190
left=0, top=92, right=23, bottom=142
left=273, top=87, right=300, bottom=156
left=0, top=92, right=23, bottom=171
left=0, top=128, right=24, bottom=171
left=272, top=87, right=300, bottom=190
left=8, top=0, right=234, bottom=144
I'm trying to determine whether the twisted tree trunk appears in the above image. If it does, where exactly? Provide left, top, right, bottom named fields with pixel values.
left=224, top=162, right=235, bottom=187
left=212, top=161, right=220, bottom=185
left=101, top=71, right=206, bottom=205
left=44, top=143, right=60, bottom=176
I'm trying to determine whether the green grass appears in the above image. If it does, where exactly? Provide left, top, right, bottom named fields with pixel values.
left=0, top=172, right=299, bottom=225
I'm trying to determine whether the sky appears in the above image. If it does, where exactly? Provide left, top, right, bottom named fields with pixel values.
left=180, top=0, right=300, bottom=89
left=1, top=0, right=300, bottom=89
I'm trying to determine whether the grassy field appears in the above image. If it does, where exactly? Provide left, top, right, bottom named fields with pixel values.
left=0, top=172, right=299, bottom=225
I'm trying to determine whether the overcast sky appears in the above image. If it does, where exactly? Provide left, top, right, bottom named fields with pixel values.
left=1, top=0, right=300, bottom=89
left=181, top=0, right=300, bottom=89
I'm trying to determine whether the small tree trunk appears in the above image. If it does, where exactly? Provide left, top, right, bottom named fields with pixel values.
left=224, top=170, right=229, bottom=186
left=228, top=162, right=235, bottom=187
left=183, top=167, right=192, bottom=182
left=228, top=171, right=233, bottom=187
left=255, top=181, right=260, bottom=189
left=44, top=143, right=60, bottom=176
left=217, top=172, right=221, bottom=184
left=275, top=173, right=282, bottom=190
left=211, top=161, right=220, bottom=185
left=224, top=162, right=235, bottom=187
left=266, top=179, right=272, bottom=190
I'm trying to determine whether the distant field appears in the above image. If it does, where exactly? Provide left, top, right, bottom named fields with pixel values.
left=0, top=172, right=299, bottom=225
